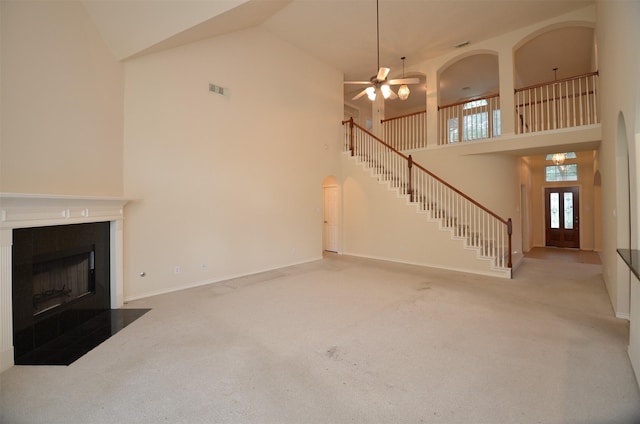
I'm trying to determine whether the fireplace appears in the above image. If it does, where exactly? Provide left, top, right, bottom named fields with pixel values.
left=0, top=193, right=129, bottom=371
left=12, top=222, right=111, bottom=363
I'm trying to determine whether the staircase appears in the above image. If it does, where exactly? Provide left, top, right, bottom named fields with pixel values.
left=342, top=118, right=512, bottom=278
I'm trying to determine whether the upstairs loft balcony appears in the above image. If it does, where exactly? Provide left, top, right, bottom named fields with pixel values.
left=380, top=72, right=600, bottom=154
left=515, top=71, right=599, bottom=135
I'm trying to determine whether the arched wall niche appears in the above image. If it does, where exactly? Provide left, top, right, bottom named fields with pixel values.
left=437, top=50, right=499, bottom=106
left=323, top=175, right=338, bottom=187
left=513, top=22, right=596, bottom=89
left=635, top=86, right=640, bottom=249
left=617, top=112, right=632, bottom=250
left=593, top=170, right=602, bottom=186
left=616, top=111, right=631, bottom=317
left=512, top=21, right=596, bottom=53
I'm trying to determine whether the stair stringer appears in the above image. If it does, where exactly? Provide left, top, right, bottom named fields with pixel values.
left=343, top=153, right=511, bottom=278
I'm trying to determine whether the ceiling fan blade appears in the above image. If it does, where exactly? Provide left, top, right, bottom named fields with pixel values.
left=352, top=88, right=369, bottom=100
left=388, top=89, right=398, bottom=100
left=376, top=67, right=390, bottom=81
left=344, top=81, right=373, bottom=85
left=388, top=77, right=420, bottom=85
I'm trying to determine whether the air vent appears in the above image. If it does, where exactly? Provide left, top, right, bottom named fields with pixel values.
left=209, top=83, right=229, bottom=96
left=454, top=40, right=470, bottom=48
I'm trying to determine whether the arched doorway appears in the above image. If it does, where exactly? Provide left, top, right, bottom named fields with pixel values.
left=616, top=112, right=631, bottom=317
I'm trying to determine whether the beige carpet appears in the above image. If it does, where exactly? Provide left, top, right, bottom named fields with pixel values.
left=1, top=254, right=639, bottom=423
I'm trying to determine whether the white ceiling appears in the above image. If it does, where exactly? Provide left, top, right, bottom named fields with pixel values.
left=262, top=0, right=594, bottom=82
left=83, top=0, right=596, bottom=115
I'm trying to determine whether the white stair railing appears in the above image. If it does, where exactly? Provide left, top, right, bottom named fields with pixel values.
left=438, top=94, right=500, bottom=145
left=515, top=71, right=599, bottom=134
left=343, top=118, right=512, bottom=271
left=381, top=110, right=427, bottom=151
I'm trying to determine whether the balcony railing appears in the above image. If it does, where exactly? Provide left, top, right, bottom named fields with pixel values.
left=437, top=94, right=501, bottom=145
left=380, top=110, right=427, bottom=151
left=515, top=71, right=599, bottom=134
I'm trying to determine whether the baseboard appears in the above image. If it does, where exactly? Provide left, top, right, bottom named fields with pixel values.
left=339, top=251, right=511, bottom=279
left=124, top=256, right=323, bottom=303
left=616, top=312, right=630, bottom=321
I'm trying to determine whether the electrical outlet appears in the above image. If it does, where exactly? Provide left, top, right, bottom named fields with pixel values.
left=174, top=266, right=181, bottom=274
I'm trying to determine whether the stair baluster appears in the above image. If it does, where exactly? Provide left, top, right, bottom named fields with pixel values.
left=342, top=117, right=512, bottom=274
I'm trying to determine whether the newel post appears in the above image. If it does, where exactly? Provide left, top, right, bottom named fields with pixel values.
left=407, top=155, right=413, bottom=202
left=507, top=218, right=513, bottom=269
left=349, top=117, right=354, bottom=156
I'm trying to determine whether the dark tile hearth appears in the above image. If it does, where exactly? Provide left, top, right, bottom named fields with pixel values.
left=15, top=308, right=150, bottom=366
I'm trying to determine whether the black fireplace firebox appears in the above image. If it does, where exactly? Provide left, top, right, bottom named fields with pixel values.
left=12, top=222, right=111, bottom=362
left=32, top=245, right=96, bottom=316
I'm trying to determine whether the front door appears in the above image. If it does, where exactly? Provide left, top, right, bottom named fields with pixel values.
left=545, top=186, right=580, bottom=248
left=323, top=186, right=339, bottom=252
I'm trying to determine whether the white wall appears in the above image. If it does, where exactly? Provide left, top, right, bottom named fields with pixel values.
left=596, top=0, right=640, bottom=317
left=83, top=0, right=248, bottom=60
left=122, top=27, right=343, bottom=300
left=341, top=154, right=507, bottom=277
left=0, top=1, right=124, bottom=196
left=412, top=147, right=522, bottom=258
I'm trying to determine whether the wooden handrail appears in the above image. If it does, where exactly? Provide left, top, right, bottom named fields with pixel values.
left=515, top=71, right=599, bottom=93
left=343, top=118, right=509, bottom=226
left=408, top=155, right=413, bottom=202
left=438, top=93, right=500, bottom=111
left=515, top=90, right=596, bottom=108
left=507, top=218, right=512, bottom=268
left=380, top=110, right=426, bottom=124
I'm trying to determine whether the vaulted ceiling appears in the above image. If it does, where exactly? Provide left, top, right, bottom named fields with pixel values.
left=82, top=0, right=596, bottom=115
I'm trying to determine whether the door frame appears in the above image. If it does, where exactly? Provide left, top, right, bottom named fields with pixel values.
left=544, top=185, right=581, bottom=248
left=322, top=183, right=341, bottom=253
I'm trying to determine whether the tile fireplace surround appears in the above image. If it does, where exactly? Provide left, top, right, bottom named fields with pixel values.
left=0, top=193, right=130, bottom=372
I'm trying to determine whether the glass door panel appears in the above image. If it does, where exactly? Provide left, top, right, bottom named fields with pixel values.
left=545, top=187, right=580, bottom=248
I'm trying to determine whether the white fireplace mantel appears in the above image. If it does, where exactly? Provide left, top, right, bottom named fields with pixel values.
left=0, top=192, right=131, bottom=372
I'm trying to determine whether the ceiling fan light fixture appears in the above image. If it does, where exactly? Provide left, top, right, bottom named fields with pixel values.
left=381, top=84, right=392, bottom=99
left=398, top=84, right=410, bottom=100
left=366, top=86, right=377, bottom=101
left=398, top=56, right=410, bottom=101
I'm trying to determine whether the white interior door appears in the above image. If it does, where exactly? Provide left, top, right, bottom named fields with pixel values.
left=323, top=186, right=339, bottom=252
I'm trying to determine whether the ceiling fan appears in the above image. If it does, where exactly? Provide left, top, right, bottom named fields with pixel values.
left=344, top=0, right=420, bottom=101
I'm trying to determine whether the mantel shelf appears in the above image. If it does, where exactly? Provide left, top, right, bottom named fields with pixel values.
left=0, top=192, right=135, bottom=230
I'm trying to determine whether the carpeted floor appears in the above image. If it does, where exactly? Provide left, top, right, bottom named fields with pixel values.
left=1, top=253, right=639, bottom=423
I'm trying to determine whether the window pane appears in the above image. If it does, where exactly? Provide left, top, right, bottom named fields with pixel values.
left=448, top=118, right=458, bottom=143
left=545, top=164, right=578, bottom=182
left=463, top=99, right=488, bottom=109
left=493, top=110, right=501, bottom=137
left=550, top=193, right=559, bottom=229
left=463, top=111, right=488, bottom=141
left=564, top=192, right=574, bottom=229
left=545, top=152, right=577, bottom=161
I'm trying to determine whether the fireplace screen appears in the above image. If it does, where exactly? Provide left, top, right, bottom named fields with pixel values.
left=32, top=247, right=96, bottom=316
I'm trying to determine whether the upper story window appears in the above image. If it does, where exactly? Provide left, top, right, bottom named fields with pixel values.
left=545, top=152, right=578, bottom=181
left=546, top=164, right=578, bottom=182
left=447, top=99, right=501, bottom=143
left=545, top=152, right=577, bottom=162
